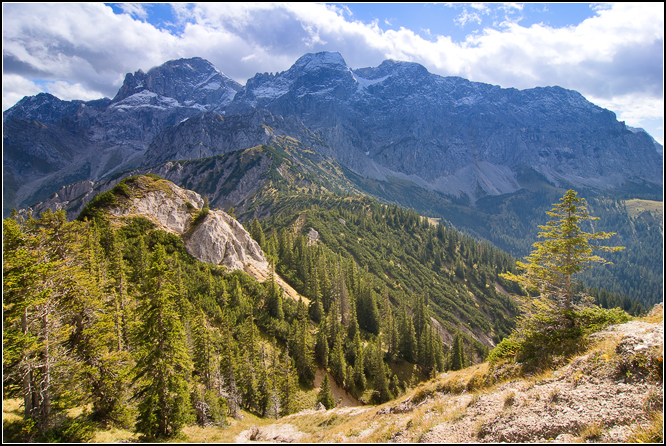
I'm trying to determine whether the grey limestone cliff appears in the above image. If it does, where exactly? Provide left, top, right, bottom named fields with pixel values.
left=4, top=52, right=662, bottom=216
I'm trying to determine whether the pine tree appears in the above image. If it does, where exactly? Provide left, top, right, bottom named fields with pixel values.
left=450, top=332, right=466, bottom=371
left=192, top=309, right=218, bottom=391
left=219, top=324, right=242, bottom=419
left=398, top=306, right=417, bottom=363
left=357, top=282, right=380, bottom=335
left=352, top=345, right=367, bottom=391
left=369, top=341, right=392, bottom=403
left=133, top=244, right=193, bottom=439
left=501, top=189, right=624, bottom=309
left=317, top=375, right=336, bottom=409
left=266, top=263, right=284, bottom=320
left=277, top=347, right=299, bottom=416
left=309, top=292, right=324, bottom=324
left=328, top=329, right=347, bottom=387
left=3, top=211, right=88, bottom=432
left=315, top=321, right=329, bottom=368
left=76, top=223, right=134, bottom=428
left=250, top=217, right=266, bottom=248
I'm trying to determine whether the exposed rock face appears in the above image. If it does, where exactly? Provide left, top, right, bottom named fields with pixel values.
left=112, top=57, right=241, bottom=106
left=228, top=52, right=663, bottom=199
left=186, top=210, right=266, bottom=270
left=109, top=182, right=203, bottom=235
left=2, top=59, right=241, bottom=215
left=4, top=52, right=662, bottom=216
left=140, top=109, right=330, bottom=167
left=106, top=178, right=268, bottom=275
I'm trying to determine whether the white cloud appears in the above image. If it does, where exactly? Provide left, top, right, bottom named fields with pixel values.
left=44, top=81, right=105, bottom=103
left=455, top=9, right=483, bottom=27
left=117, top=3, right=149, bottom=20
left=589, top=92, right=665, bottom=134
left=2, top=1, right=662, bottom=139
left=2, top=74, right=41, bottom=111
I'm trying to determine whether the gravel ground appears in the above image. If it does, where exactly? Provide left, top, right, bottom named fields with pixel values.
left=419, top=316, right=663, bottom=443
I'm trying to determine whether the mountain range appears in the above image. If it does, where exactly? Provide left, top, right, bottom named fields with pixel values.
left=4, top=52, right=662, bottom=215
left=3, top=51, right=663, bottom=306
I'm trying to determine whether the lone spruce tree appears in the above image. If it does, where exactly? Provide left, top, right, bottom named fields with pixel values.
left=501, top=189, right=623, bottom=309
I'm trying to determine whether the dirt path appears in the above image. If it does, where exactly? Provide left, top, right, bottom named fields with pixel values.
left=313, top=367, right=361, bottom=407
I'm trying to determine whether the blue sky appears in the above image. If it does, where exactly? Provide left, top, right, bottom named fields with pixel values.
left=3, top=3, right=663, bottom=143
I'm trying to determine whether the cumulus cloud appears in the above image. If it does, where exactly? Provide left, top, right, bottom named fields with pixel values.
left=2, top=74, right=42, bottom=110
left=43, top=81, right=105, bottom=103
left=2, top=2, right=662, bottom=140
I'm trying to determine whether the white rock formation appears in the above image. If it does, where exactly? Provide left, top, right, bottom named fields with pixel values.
left=186, top=210, right=266, bottom=271
left=109, top=183, right=203, bottom=235
left=107, top=177, right=305, bottom=301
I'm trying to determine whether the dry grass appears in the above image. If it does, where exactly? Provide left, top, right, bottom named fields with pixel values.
left=90, top=427, right=139, bottom=443
left=641, top=302, right=664, bottom=324
left=2, top=398, right=23, bottom=423
left=578, top=421, right=603, bottom=441
left=624, top=199, right=663, bottom=220
left=177, top=409, right=274, bottom=443
left=625, top=412, right=663, bottom=443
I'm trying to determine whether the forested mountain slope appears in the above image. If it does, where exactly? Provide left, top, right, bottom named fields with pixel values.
left=2, top=173, right=517, bottom=441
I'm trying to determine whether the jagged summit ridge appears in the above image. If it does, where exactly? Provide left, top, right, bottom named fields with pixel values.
left=112, top=56, right=242, bottom=106
left=3, top=52, right=662, bottom=216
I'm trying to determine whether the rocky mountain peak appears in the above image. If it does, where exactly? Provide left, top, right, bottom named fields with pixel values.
left=112, top=57, right=241, bottom=107
left=290, top=51, right=349, bottom=72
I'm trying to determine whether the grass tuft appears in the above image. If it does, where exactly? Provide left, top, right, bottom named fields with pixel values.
left=578, top=422, right=603, bottom=441
left=626, top=412, right=663, bottom=443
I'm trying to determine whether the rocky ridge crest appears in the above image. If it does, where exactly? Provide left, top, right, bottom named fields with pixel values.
left=100, top=176, right=303, bottom=300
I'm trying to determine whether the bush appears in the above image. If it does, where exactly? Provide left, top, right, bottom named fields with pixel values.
left=191, top=207, right=209, bottom=228
left=486, top=337, right=521, bottom=364
left=77, top=190, right=119, bottom=221
left=488, top=306, right=630, bottom=373
left=111, top=182, right=131, bottom=198
left=43, top=414, right=96, bottom=443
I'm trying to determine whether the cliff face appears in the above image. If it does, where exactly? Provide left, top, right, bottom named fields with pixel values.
left=104, top=177, right=267, bottom=276
left=228, top=53, right=663, bottom=199
left=185, top=210, right=266, bottom=271
left=4, top=52, right=662, bottom=216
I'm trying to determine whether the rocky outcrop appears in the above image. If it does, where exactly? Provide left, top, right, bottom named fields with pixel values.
left=108, top=180, right=203, bottom=234
left=94, top=176, right=307, bottom=300
left=186, top=210, right=266, bottom=271
left=105, top=178, right=268, bottom=274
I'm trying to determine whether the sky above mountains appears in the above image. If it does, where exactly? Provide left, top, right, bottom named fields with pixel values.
left=2, top=2, right=663, bottom=143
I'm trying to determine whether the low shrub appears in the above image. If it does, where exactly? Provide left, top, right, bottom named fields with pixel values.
left=486, top=306, right=630, bottom=373
left=486, top=337, right=520, bottom=364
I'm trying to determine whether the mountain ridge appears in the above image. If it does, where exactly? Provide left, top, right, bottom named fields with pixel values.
left=4, top=51, right=662, bottom=217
